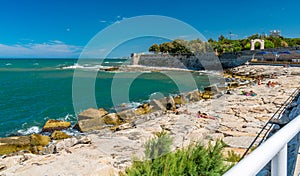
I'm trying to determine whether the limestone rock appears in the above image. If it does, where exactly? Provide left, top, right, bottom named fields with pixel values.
left=42, top=143, right=57, bottom=154
left=202, top=93, right=211, bottom=99
left=204, top=85, right=219, bottom=95
left=103, top=113, right=122, bottom=125
left=42, top=119, right=71, bottom=132
left=50, top=131, right=71, bottom=140
left=185, top=90, right=201, bottom=102
left=117, top=109, right=136, bottom=122
left=149, top=99, right=166, bottom=112
left=0, top=164, right=7, bottom=171
left=55, top=136, right=91, bottom=152
left=135, top=103, right=151, bottom=115
left=110, top=123, right=135, bottom=131
left=30, top=134, right=51, bottom=146
left=174, top=95, right=188, bottom=105
left=223, top=136, right=257, bottom=148
left=78, top=108, right=108, bottom=120
left=166, top=96, right=175, bottom=110
left=75, top=108, right=109, bottom=132
left=0, top=136, right=31, bottom=155
left=76, top=117, right=105, bottom=132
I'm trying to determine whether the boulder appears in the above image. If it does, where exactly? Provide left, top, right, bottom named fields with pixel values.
left=0, top=136, right=31, bottom=155
left=102, top=113, right=122, bottom=125
left=42, top=119, right=71, bottom=132
left=202, top=93, right=211, bottom=99
left=204, top=85, right=219, bottom=95
left=75, top=108, right=109, bottom=132
left=185, top=90, right=201, bottom=102
left=173, top=95, right=188, bottom=105
left=30, top=134, right=51, bottom=146
left=76, top=117, right=105, bottom=132
left=50, top=131, right=71, bottom=140
left=149, top=99, right=166, bottom=112
left=117, top=109, right=136, bottom=122
left=77, top=108, right=108, bottom=120
left=135, top=103, right=151, bottom=115
left=166, top=96, right=175, bottom=110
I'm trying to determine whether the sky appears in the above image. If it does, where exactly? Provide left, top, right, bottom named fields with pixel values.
left=0, top=0, right=300, bottom=58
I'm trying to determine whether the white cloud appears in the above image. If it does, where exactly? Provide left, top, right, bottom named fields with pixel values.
left=0, top=40, right=82, bottom=58
left=99, top=20, right=107, bottom=23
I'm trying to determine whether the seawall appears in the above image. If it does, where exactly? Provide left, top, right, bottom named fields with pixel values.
left=131, top=52, right=251, bottom=70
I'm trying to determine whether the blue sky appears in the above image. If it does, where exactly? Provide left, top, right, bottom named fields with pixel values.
left=0, top=0, right=300, bottom=58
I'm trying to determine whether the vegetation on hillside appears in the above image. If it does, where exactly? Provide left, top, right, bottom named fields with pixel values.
left=148, top=34, right=300, bottom=55
left=123, top=131, right=232, bottom=176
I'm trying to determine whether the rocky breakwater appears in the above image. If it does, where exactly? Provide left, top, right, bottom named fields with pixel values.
left=1, top=65, right=300, bottom=175
left=74, top=88, right=221, bottom=133
left=0, top=119, right=72, bottom=156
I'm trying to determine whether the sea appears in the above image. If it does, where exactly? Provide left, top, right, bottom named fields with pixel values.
left=0, top=58, right=214, bottom=137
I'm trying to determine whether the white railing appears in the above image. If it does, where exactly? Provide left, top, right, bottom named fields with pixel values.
left=224, top=115, right=300, bottom=176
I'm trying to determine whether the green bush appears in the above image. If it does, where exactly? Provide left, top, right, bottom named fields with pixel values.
left=123, top=133, right=231, bottom=176
left=144, top=130, right=173, bottom=159
left=225, top=150, right=241, bottom=163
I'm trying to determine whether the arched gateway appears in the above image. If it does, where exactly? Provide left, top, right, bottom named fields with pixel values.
left=251, top=39, right=264, bottom=50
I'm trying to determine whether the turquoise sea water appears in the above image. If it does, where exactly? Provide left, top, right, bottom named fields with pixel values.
left=0, top=59, right=212, bottom=137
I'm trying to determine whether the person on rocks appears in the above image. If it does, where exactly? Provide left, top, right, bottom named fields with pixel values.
left=197, top=111, right=216, bottom=120
left=257, top=75, right=262, bottom=85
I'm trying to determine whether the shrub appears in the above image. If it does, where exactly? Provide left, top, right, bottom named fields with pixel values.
left=225, top=150, right=241, bottom=163
left=123, top=133, right=231, bottom=176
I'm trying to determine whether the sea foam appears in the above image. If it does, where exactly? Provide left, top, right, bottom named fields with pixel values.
left=17, top=126, right=41, bottom=135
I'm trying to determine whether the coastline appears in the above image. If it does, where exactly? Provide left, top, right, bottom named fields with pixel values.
left=1, top=65, right=300, bottom=175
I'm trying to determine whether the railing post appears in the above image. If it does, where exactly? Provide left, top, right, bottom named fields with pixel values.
left=271, top=144, right=287, bottom=176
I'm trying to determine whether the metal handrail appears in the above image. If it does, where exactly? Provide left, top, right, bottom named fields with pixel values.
left=240, top=87, right=300, bottom=160
left=224, top=115, right=300, bottom=176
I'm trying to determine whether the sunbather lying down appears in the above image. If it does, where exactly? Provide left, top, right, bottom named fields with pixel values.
left=197, top=111, right=217, bottom=120
left=241, top=90, right=257, bottom=96
left=267, top=81, right=279, bottom=87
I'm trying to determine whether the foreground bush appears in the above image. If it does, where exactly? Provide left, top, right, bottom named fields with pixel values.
left=123, top=132, right=231, bottom=176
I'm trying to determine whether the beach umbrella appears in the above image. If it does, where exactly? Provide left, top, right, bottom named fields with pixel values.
left=278, top=51, right=291, bottom=54
left=258, top=51, right=269, bottom=54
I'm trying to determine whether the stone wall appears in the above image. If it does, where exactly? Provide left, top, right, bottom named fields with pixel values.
left=131, top=52, right=251, bottom=70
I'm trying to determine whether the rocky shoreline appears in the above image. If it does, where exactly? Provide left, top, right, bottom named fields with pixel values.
left=1, top=65, right=300, bottom=175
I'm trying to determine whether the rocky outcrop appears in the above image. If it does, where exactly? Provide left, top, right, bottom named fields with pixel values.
left=185, top=90, right=202, bottom=102
left=75, top=108, right=109, bottom=132
left=42, top=119, right=71, bottom=132
left=0, top=134, right=51, bottom=155
left=102, top=113, right=122, bottom=125
left=149, top=99, right=166, bottom=112
left=78, top=108, right=108, bottom=120
left=174, top=94, right=188, bottom=104
left=50, top=131, right=71, bottom=140
left=135, top=103, right=151, bottom=115
left=29, top=134, right=51, bottom=154
left=0, top=136, right=31, bottom=155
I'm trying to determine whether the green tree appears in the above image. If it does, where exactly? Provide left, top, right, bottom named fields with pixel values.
left=149, top=44, right=160, bottom=53
left=264, top=39, right=274, bottom=49
left=171, top=40, right=191, bottom=54
left=208, top=38, right=215, bottom=43
left=218, top=35, right=225, bottom=42
left=244, top=43, right=251, bottom=50
left=159, top=42, right=174, bottom=53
